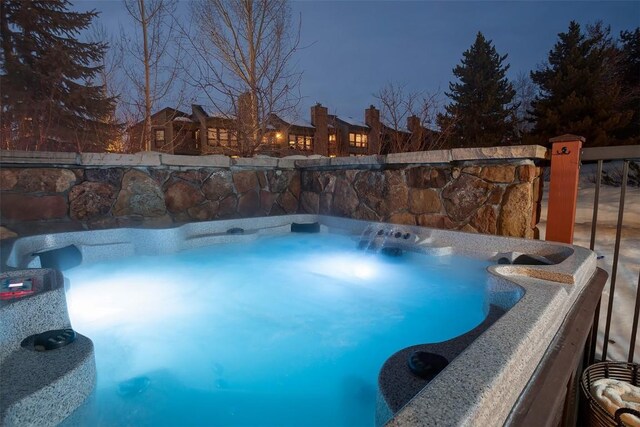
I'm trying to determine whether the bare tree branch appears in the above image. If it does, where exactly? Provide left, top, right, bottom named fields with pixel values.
left=179, top=0, right=302, bottom=156
left=374, top=82, right=452, bottom=153
left=510, top=70, right=535, bottom=143
left=120, top=0, right=188, bottom=152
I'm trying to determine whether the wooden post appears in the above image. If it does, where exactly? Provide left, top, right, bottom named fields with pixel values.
left=546, top=135, right=584, bottom=244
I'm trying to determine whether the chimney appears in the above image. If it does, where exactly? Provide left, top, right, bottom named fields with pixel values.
left=407, top=115, right=424, bottom=151
left=192, top=105, right=209, bottom=152
left=364, top=105, right=380, bottom=155
left=310, top=103, right=328, bottom=156
left=407, top=115, right=420, bottom=133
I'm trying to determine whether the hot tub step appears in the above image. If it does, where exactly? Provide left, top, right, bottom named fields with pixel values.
left=0, top=334, right=96, bottom=427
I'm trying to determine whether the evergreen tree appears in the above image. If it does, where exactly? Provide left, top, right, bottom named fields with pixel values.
left=439, top=32, right=516, bottom=147
left=530, top=22, right=633, bottom=147
left=0, top=0, right=117, bottom=151
left=615, top=28, right=640, bottom=141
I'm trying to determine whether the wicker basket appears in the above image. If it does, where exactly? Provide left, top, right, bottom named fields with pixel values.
left=580, top=362, right=640, bottom=427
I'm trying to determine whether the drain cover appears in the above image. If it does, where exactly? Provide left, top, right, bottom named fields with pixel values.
left=33, top=329, right=77, bottom=351
left=407, top=351, right=448, bottom=380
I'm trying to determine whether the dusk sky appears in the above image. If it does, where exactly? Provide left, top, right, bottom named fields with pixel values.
left=80, top=1, right=640, bottom=120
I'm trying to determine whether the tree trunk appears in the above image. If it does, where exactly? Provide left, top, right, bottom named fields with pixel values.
left=246, top=0, right=260, bottom=156
left=140, top=0, right=152, bottom=152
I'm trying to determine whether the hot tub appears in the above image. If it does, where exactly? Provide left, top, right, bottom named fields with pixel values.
left=0, top=214, right=600, bottom=426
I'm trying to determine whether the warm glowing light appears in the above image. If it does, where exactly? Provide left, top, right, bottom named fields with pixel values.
left=275, top=132, right=283, bottom=140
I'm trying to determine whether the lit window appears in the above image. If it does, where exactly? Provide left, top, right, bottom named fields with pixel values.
left=349, top=132, right=368, bottom=148
left=153, top=129, right=165, bottom=147
left=262, top=133, right=275, bottom=145
left=328, top=133, right=337, bottom=156
left=219, top=129, right=229, bottom=146
left=206, top=128, right=235, bottom=147
left=288, top=134, right=313, bottom=151
left=207, top=128, right=216, bottom=145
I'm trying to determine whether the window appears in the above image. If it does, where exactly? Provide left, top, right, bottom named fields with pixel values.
left=289, top=134, right=312, bottom=151
left=153, top=129, right=165, bottom=148
left=207, top=128, right=216, bottom=145
left=206, top=128, right=235, bottom=147
left=328, top=133, right=337, bottom=156
left=219, top=129, right=229, bottom=146
left=349, top=132, right=368, bottom=148
left=262, top=133, right=275, bottom=145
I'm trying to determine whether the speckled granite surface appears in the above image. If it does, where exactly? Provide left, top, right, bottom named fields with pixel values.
left=0, top=335, right=96, bottom=427
left=383, top=280, right=568, bottom=427
left=376, top=304, right=507, bottom=424
left=0, top=269, right=96, bottom=427
left=0, top=269, right=67, bottom=363
left=0, top=214, right=596, bottom=426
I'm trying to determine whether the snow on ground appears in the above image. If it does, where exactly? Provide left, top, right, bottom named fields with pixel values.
left=538, top=166, right=640, bottom=363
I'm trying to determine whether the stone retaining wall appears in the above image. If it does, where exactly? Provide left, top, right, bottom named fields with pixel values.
left=0, top=147, right=546, bottom=239
left=298, top=162, right=544, bottom=238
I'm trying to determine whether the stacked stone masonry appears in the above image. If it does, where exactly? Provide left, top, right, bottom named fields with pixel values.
left=0, top=148, right=545, bottom=239
left=0, top=167, right=301, bottom=237
left=298, top=163, right=544, bottom=238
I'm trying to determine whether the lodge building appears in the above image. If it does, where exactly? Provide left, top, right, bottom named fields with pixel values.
left=129, top=103, right=436, bottom=157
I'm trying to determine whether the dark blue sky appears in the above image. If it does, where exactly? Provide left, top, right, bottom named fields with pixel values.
left=82, top=1, right=639, bottom=119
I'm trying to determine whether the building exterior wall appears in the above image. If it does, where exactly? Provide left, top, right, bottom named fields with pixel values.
left=127, top=108, right=199, bottom=155
left=200, top=117, right=240, bottom=156
left=127, top=104, right=422, bottom=158
left=0, top=146, right=546, bottom=240
left=330, top=117, right=370, bottom=157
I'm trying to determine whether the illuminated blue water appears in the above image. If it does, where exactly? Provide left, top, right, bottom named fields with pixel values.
left=62, top=233, right=490, bottom=426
